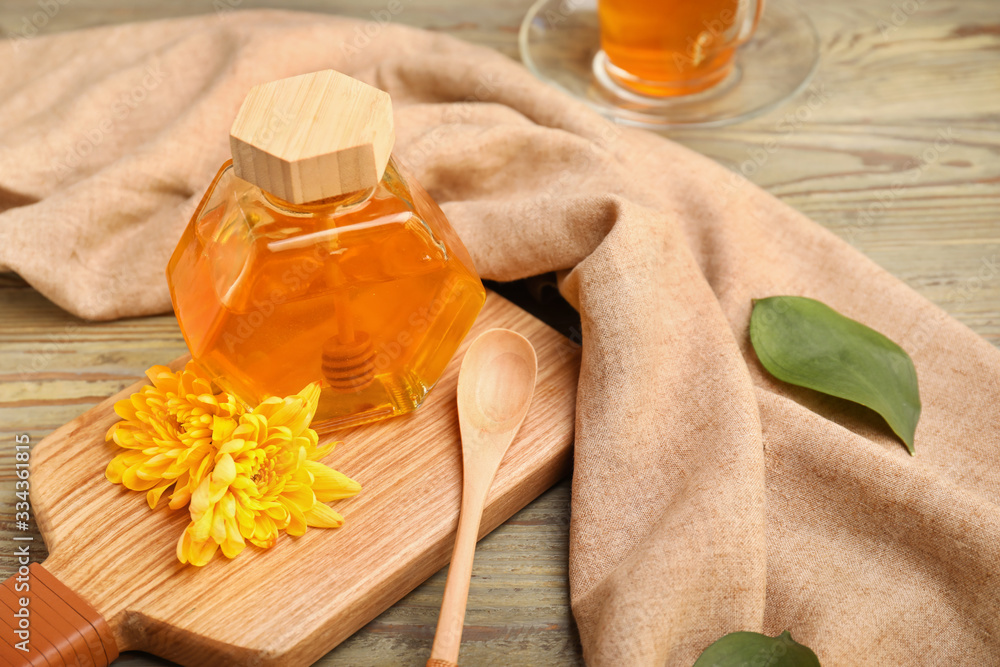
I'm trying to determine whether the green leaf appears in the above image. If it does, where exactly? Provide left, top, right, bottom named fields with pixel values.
left=750, top=296, right=921, bottom=455
left=694, top=630, right=821, bottom=667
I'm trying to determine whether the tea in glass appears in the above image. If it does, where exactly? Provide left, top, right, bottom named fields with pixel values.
left=598, top=0, right=763, bottom=96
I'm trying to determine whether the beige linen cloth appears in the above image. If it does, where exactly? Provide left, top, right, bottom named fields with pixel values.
left=2, top=10, right=999, bottom=666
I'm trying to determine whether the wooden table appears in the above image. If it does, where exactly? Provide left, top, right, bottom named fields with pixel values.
left=1, top=1, right=997, bottom=665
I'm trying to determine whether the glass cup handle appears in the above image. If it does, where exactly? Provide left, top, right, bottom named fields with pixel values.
left=735, top=0, right=765, bottom=46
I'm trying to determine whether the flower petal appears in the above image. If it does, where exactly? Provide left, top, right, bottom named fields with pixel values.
left=122, top=465, right=160, bottom=491
left=213, top=453, right=237, bottom=487
left=146, top=481, right=174, bottom=510
left=304, top=502, right=344, bottom=529
left=281, top=496, right=308, bottom=536
left=281, top=483, right=316, bottom=513
left=220, top=516, right=246, bottom=559
left=249, top=515, right=278, bottom=548
left=310, top=439, right=338, bottom=461
left=305, top=460, right=362, bottom=501
left=177, top=523, right=220, bottom=566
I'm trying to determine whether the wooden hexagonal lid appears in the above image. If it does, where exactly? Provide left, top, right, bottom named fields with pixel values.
left=230, top=70, right=395, bottom=204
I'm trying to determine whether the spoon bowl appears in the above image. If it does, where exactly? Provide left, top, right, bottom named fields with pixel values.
left=458, top=330, right=538, bottom=451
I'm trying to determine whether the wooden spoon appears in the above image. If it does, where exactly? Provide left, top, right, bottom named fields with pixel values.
left=427, top=328, right=539, bottom=667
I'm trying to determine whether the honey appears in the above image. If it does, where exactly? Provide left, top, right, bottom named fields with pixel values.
left=166, top=71, right=485, bottom=431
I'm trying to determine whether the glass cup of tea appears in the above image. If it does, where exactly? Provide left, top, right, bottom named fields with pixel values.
left=598, top=0, right=763, bottom=97
left=519, top=0, right=820, bottom=128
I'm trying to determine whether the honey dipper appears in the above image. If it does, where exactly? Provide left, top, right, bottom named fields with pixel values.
left=322, top=292, right=377, bottom=392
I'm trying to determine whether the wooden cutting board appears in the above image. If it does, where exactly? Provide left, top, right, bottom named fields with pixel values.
left=4, top=291, right=580, bottom=666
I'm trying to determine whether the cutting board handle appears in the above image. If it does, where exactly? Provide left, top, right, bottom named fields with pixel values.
left=1, top=563, right=119, bottom=666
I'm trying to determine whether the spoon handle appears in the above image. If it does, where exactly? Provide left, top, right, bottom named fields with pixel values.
left=427, top=467, right=494, bottom=666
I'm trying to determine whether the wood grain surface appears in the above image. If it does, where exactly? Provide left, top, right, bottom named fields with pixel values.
left=1, top=0, right=998, bottom=665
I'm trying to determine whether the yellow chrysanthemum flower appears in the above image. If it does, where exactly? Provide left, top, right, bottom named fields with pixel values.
left=177, top=383, right=361, bottom=566
left=106, top=365, right=361, bottom=567
left=105, top=362, right=242, bottom=511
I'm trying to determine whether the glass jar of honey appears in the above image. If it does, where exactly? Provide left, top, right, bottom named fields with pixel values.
left=167, top=70, right=485, bottom=432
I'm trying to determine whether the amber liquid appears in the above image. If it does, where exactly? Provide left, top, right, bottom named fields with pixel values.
left=598, top=0, right=745, bottom=96
left=168, top=159, right=485, bottom=432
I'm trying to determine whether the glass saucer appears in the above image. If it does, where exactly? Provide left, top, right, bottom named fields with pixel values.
left=518, top=0, right=821, bottom=129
